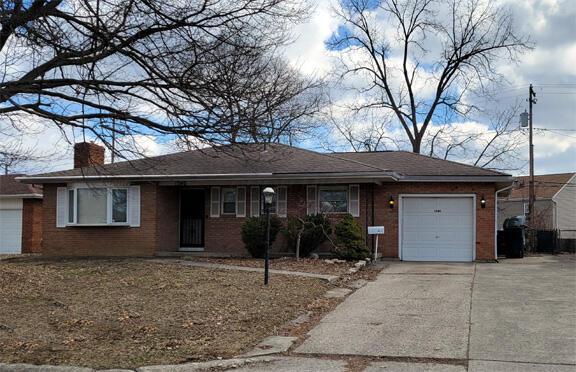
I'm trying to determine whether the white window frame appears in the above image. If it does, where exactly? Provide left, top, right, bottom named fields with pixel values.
left=318, top=185, right=349, bottom=214
left=236, top=186, right=246, bottom=217
left=250, top=186, right=260, bottom=217
left=523, top=202, right=529, bottom=215
left=221, top=187, right=237, bottom=215
left=66, top=187, right=130, bottom=226
left=276, top=186, right=287, bottom=218
left=348, top=184, right=360, bottom=217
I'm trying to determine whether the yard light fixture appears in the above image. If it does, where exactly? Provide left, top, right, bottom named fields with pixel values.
left=480, top=195, right=486, bottom=209
left=262, top=187, right=275, bottom=285
left=389, top=196, right=395, bottom=209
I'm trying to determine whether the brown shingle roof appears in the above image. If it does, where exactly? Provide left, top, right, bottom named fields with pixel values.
left=0, top=174, right=42, bottom=196
left=332, top=151, right=508, bottom=177
left=508, top=173, right=575, bottom=200
left=20, top=143, right=511, bottom=182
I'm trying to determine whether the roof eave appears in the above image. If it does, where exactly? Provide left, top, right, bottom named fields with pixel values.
left=0, top=193, right=43, bottom=199
left=17, top=172, right=401, bottom=184
left=400, top=175, right=515, bottom=183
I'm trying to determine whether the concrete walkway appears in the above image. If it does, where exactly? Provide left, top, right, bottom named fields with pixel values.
left=149, top=259, right=339, bottom=282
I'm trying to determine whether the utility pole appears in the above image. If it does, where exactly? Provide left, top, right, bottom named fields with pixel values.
left=527, top=84, right=537, bottom=251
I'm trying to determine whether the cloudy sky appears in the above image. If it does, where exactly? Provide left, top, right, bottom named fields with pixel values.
left=5, top=0, right=575, bottom=176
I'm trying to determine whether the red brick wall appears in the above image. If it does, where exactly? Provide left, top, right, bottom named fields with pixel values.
left=39, top=181, right=497, bottom=260
left=41, top=183, right=158, bottom=256
left=156, top=186, right=180, bottom=252
left=370, top=182, right=496, bottom=261
left=21, top=198, right=43, bottom=253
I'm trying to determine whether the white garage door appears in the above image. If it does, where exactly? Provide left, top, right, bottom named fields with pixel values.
left=401, top=196, right=474, bottom=262
left=0, top=199, right=23, bottom=254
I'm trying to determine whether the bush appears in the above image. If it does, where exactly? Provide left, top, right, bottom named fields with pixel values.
left=333, top=214, right=370, bottom=261
left=241, top=216, right=282, bottom=258
left=284, top=214, right=332, bottom=257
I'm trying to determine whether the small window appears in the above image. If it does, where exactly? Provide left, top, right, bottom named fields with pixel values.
left=523, top=202, right=529, bottom=215
left=222, top=188, right=237, bottom=214
left=319, top=186, right=348, bottom=213
left=112, top=189, right=128, bottom=223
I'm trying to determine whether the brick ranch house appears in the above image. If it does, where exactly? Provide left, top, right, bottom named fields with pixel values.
left=18, top=142, right=513, bottom=261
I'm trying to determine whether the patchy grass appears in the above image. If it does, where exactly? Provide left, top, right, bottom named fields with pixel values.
left=0, top=258, right=330, bottom=369
left=189, top=257, right=356, bottom=276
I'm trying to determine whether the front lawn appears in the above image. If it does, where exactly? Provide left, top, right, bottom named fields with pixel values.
left=0, top=258, right=330, bottom=369
left=190, top=257, right=356, bottom=276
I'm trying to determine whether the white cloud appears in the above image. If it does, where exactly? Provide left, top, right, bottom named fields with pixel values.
left=282, top=0, right=340, bottom=76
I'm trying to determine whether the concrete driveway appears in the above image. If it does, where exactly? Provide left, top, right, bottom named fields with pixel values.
left=293, top=255, right=576, bottom=371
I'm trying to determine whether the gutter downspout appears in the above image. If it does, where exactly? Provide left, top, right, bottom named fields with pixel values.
left=495, top=185, right=514, bottom=261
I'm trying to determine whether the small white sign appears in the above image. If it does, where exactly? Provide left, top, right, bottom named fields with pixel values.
left=368, top=226, right=384, bottom=235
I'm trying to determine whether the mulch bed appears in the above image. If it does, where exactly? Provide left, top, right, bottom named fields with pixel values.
left=0, top=257, right=331, bottom=369
left=189, top=257, right=356, bottom=276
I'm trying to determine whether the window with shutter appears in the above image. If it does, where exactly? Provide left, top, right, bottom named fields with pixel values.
left=56, top=187, right=67, bottom=227
left=349, top=185, right=360, bottom=217
left=306, top=185, right=317, bottom=215
left=250, top=186, right=260, bottom=217
left=277, top=186, right=287, bottom=217
left=236, top=187, right=246, bottom=217
left=210, top=187, right=221, bottom=217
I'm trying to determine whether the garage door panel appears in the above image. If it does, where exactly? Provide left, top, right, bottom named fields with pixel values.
left=401, top=196, right=474, bottom=262
left=0, top=209, right=23, bottom=254
left=439, top=198, right=470, bottom=212
left=403, top=197, right=437, bottom=214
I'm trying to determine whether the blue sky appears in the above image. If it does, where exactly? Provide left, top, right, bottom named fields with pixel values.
left=4, top=0, right=575, bottom=176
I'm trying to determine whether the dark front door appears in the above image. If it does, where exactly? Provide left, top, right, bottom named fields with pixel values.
left=180, top=189, right=205, bottom=248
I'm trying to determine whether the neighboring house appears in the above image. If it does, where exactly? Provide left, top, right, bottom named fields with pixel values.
left=498, top=173, right=576, bottom=240
left=18, top=142, right=513, bottom=262
left=0, top=175, right=43, bottom=254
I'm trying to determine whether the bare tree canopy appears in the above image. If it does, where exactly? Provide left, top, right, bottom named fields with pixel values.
left=425, top=106, right=525, bottom=171
left=329, top=0, right=531, bottom=154
left=178, top=42, right=326, bottom=147
left=0, top=0, right=313, bottom=158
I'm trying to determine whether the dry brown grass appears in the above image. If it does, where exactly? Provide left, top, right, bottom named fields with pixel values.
left=0, top=257, right=330, bottom=369
left=190, top=257, right=356, bottom=276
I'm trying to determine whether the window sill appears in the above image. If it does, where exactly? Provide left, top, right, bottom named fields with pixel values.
left=66, top=223, right=130, bottom=227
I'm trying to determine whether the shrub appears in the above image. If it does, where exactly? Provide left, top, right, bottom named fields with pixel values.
left=333, top=214, right=370, bottom=261
left=241, top=216, right=282, bottom=258
left=284, top=214, right=332, bottom=257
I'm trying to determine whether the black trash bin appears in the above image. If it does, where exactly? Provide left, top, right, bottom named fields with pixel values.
left=502, top=216, right=525, bottom=258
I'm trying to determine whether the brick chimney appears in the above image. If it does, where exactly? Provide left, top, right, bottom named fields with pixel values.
left=74, top=142, right=105, bottom=168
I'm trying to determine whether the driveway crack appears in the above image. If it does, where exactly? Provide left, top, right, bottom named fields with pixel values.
left=466, top=263, right=477, bottom=369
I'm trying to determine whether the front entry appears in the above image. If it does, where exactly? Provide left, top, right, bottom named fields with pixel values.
left=180, top=189, right=205, bottom=249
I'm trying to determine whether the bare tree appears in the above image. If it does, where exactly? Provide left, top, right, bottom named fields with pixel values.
left=176, top=43, right=326, bottom=147
left=329, top=0, right=531, bottom=153
left=327, top=105, right=402, bottom=152
left=425, top=106, right=524, bottom=171
left=0, top=138, right=65, bottom=174
left=0, top=0, right=310, bottom=158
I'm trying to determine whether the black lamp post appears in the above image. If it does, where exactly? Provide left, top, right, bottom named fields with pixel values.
left=262, top=187, right=275, bottom=285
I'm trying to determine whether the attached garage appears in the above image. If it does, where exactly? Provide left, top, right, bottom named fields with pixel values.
left=400, top=195, right=475, bottom=262
left=0, top=199, right=23, bottom=254
left=0, top=174, right=43, bottom=254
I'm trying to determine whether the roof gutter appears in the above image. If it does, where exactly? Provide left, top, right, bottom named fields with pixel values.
left=17, top=171, right=401, bottom=184
left=401, top=175, right=514, bottom=183
left=0, top=193, right=43, bottom=199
